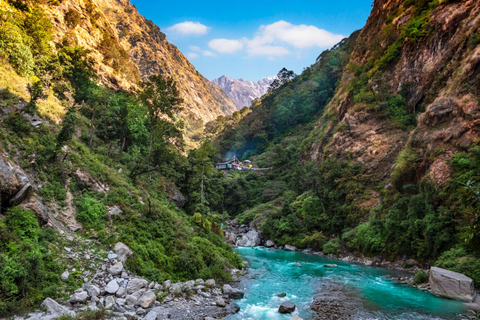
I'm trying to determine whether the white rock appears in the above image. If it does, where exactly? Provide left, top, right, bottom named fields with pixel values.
left=105, top=279, right=120, bottom=294
left=70, top=291, right=88, bottom=303
left=108, top=262, right=124, bottom=276
left=116, top=286, right=126, bottom=298
left=114, top=242, right=133, bottom=264
left=126, top=278, right=148, bottom=294
left=41, top=298, right=70, bottom=315
left=144, top=310, right=157, bottom=320
left=104, top=296, right=115, bottom=309
left=108, top=253, right=118, bottom=260
left=135, top=291, right=156, bottom=308
left=236, top=229, right=261, bottom=247
left=205, top=279, right=215, bottom=286
left=430, top=267, right=476, bottom=302
left=61, top=270, right=69, bottom=280
left=108, top=205, right=123, bottom=216
left=284, top=244, right=297, bottom=251
left=86, top=285, right=100, bottom=298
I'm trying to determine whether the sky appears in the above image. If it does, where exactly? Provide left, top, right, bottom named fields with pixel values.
left=130, top=0, right=373, bottom=81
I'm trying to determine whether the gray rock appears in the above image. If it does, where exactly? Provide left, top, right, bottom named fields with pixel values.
left=9, top=183, right=32, bottom=207
left=113, top=303, right=126, bottom=313
left=226, top=302, right=241, bottom=314
left=108, top=253, right=118, bottom=260
left=41, top=298, right=70, bottom=315
left=104, top=296, right=115, bottom=309
left=430, top=266, right=476, bottom=302
left=284, top=245, right=297, bottom=252
left=279, top=301, right=296, bottom=313
left=136, top=307, right=146, bottom=315
left=237, top=229, right=261, bottom=247
left=114, top=242, right=133, bottom=264
left=135, top=291, right=156, bottom=308
left=108, top=205, right=123, bottom=216
left=265, top=240, right=275, bottom=248
left=163, top=280, right=171, bottom=288
left=205, top=279, right=215, bottom=286
left=277, top=292, right=287, bottom=297
left=61, top=270, right=69, bottom=280
left=184, top=280, right=195, bottom=288
left=291, top=315, right=303, bottom=320
left=144, top=310, right=157, bottom=320
left=324, top=264, right=338, bottom=268
left=124, top=294, right=137, bottom=306
left=70, top=291, right=88, bottom=304
left=223, top=284, right=244, bottom=299
left=86, top=285, right=101, bottom=298
left=109, top=262, right=124, bottom=276
left=169, top=283, right=182, bottom=294
left=195, top=279, right=204, bottom=285
left=116, top=286, right=127, bottom=298
left=215, top=297, right=226, bottom=307
left=294, top=262, right=301, bottom=267
left=126, top=278, right=148, bottom=294
left=105, top=279, right=120, bottom=294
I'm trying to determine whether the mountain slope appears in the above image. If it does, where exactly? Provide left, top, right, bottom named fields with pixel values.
left=210, top=0, right=480, bottom=283
left=94, top=0, right=238, bottom=123
left=212, top=75, right=275, bottom=109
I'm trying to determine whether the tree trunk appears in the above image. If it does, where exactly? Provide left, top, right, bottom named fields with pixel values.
left=200, top=164, right=205, bottom=229
left=88, top=106, right=96, bottom=148
left=119, top=136, right=126, bottom=156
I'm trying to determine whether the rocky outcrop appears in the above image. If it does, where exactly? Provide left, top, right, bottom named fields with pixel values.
left=0, top=152, right=30, bottom=209
left=278, top=301, right=296, bottom=313
left=237, top=229, right=261, bottom=247
left=75, top=168, right=108, bottom=193
left=223, top=284, right=245, bottom=299
left=212, top=75, right=275, bottom=109
left=429, top=267, right=476, bottom=302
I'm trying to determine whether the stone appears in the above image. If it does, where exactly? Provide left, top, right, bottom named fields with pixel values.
left=108, top=253, right=118, bottom=260
left=169, top=283, right=182, bottom=294
left=284, top=245, right=297, bottom=251
left=20, top=198, right=49, bottom=225
left=108, top=205, right=123, bottom=216
left=126, top=278, right=148, bottom=294
left=135, top=291, right=156, bottom=308
left=114, top=242, right=133, bottom=264
left=170, top=190, right=186, bottom=208
left=324, top=264, right=338, bottom=268
left=277, top=293, right=287, bottom=297
left=105, top=279, right=120, bottom=294
left=70, top=291, right=88, bottom=304
left=226, top=302, right=241, bottom=314
left=61, top=270, right=69, bottom=280
left=41, top=298, right=70, bottom=315
left=144, top=310, right=157, bottom=320
left=86, top=285, right=101, bottom=298
left=124, top=295, right=137, bottom=306
left=184, top=280, right=195, bottom=288
left=430, top=267, right=476, bottom=302
left=265, top=240, right=275, bottom=248
left=116, top=286, right=127, bottom=298
left=195, top=279, right=204, bottom=285
left=104, top=296, right=115, bottom=309
left=75, top=168, right=106, bottom=192
left=113, top=303, right=126, bottom=313
left=291, top=315, right=303, bottom=320
left=237, top=229, right=261, bottom=247
left=205, top=279, right=215, bottom=286
left=109, top=262, right=124, bottom=276
left=215, top=297, right=226, bottom=307
left=163, top=280, right=171, bottom=288
left=294, top=262, right=301, bottom=267
left=9, top=183, right=32, bottom=207
left=223, top=284, right=244, bottom=299
left=136, top=307, right=146, bottom=315
left=279, top=301, right=296, bottom=313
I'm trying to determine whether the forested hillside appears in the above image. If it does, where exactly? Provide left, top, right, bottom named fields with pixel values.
left=0, top=0, right=241, bottom=315
left=210, top=0, right=480, bottom=286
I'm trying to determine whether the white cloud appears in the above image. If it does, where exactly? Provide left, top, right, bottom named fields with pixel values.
left=187, top=52, right=199, bottom=59
left=167, top=21, right=209, bottom=36
left=255, top=21, right=344, bottom=49
left=202, top=50, right=217, bottom=57
left=208, top=39, right=244, bottom=54
left=189, top=45, right=201, bottom=52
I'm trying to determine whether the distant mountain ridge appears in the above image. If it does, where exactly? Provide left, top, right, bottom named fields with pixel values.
left=212, top=75, right=275, bottom=109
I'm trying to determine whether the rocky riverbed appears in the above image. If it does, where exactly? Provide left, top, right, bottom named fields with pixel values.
left=13, top=239, right=244, bottom=320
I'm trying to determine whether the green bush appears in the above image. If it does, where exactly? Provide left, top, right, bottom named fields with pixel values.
left=436, top=246, right=480, bottom=288
left=75, top=196, right=107, bottom=230
left=0, top=207, right=63, bottom=315
left=413, top=269, right=429, bottom=285
left=323, top=238, right=340, bottom=254
left=64, top=9, right=82, bottom=28
left=0, top=22, right=35, bottom=76
left=39, top=181, right=67, bottom=202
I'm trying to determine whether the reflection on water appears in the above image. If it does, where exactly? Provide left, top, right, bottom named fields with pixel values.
left=225, top=247, right=465, bottom=320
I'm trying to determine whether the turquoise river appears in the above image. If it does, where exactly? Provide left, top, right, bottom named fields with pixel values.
left=225, top=247, right=466, bottom=320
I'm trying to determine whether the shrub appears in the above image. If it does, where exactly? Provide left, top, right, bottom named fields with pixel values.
left=75, top=196, right=107, bottom=230
left=413, top=269, right=429, bottom=285
left=436, top=246, right=480, bottom=288
left=323, top=238, right=340, bottom=254
left=0, top=22, right=35, bottom=76
left=64, top=9, right=82, bottom=28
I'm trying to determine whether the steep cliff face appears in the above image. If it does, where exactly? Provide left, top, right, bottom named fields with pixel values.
left=212, top=75, right=275, bottom=109
left=94, top=0, right=237, bottom=124
left=307, top=0, right=480, bottom=197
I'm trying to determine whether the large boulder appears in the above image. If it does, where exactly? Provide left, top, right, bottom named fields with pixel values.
left=20, top=198, right=49, bottom=225
left=70, top=291, right=88, bottom=304
left=105, top=279, right=120, bottom=294
left=0, top=153, right=31, bottom=207
left=126, top=278, right=148, bottom=294
left=166, top=183, right=186, bottom=208
left=265, top=240, right=275, bottom=248
left=237, top=229, right=261, bottom=247
left=114, top=242, right=133, bottom=264
left=429, top=267, right=476, bottom=302
left=223, top=284, right=244, bottom=299
left=41, top=298, right=70, bottom=315
left=284, top=245, right=297, bottom=252
left=135, top=291, right=156, bottom=308
left=108, top=262, right=124, bottom=276
left=278, top=301, right=296, bottom=313
left=74, top=168, right=107, bottom=192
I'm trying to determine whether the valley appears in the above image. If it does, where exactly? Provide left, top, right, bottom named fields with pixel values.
left=0, top=0, right=479, bottom=319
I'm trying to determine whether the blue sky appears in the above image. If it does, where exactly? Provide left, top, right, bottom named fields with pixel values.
left=131, top=0, right=373, bottom=81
